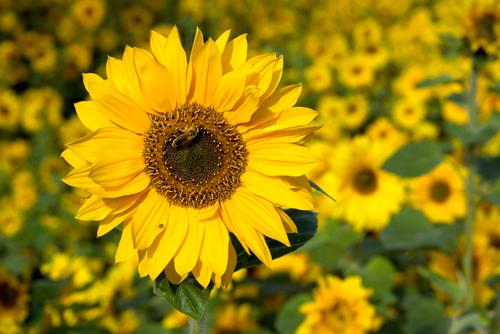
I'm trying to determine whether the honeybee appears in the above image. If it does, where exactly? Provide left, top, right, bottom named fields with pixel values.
left=172, top=126, right=199, bottom=148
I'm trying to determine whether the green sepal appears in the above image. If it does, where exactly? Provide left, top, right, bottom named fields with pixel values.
left=153, top=273, right=213, bottom=321
left=232, top=209, right=318, bottom=271
left=417, top=74, right=460, bottom=88
left=381, top=140, right=444, bottom=177
left=309, top=180, right=336, bottom=201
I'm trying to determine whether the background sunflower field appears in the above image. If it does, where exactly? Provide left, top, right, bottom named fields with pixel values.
left=2, top=0, right=500, bottom=333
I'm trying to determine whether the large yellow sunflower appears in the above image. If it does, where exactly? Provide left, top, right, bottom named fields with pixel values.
left=62, top=27, right=319, bottom=288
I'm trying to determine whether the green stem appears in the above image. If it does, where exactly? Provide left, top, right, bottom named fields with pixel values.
left=189, top=313, right=206, bottom=334
left=462, top=57, right=479, bottom=309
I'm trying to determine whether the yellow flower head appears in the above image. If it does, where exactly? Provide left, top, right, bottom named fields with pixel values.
left=0, top=90, right=19, bottom=130
left=0, top=198, right=22, bottom=236
left=366, top=117, right=408, bottom=154
left=305, top=62, right=332, bottom=92
left=72, top=0, right=106, bottom=30
left=392, top=98, right=426, bottom=129
left=298, top=275, right=382, bottom=334
left=62, top=28, right=319, bottom=288
left=409, top=159, right=466, bottom=223
left=328, top=136, right=406, bottom=231
left=339, top=95, right=369, bottom=130
left=338, top=57, right=374, bottom=89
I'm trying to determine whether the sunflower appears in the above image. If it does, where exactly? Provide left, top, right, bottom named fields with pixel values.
left=62, top=28, right=319, bottom=288
left=297, top=275, right=382, bottom=334
left=328, top=136, right=405, bottom=231
left=409, top=159, right=466, bottom=223
left=0, top=267, right=29, bottom=326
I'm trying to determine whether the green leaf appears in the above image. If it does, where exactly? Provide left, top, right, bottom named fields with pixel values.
left=275, top=293, right=313, bottom=334
left=380, top=208, right=462, bottom=253
left=481, top=179, right=500, bottom=205
left=417, top=74, right=458, bottom=88
left=232, top=209, right=318, bottom=271
left=445, top=123, right=498, bottom=145
left=488, top=81, right=500, bottom=95
left=345, top=256, right=396, bottom=306
left=153, top=274, right=212, bottom=321
left=448, top=312, right=488, bottom=334
left=309, top=180, right=336, bottom=201
left=407, top=299, right=451, bottom=334
left=446, top=92, right=468, bottom=111
left=417, top=267, right=462, bottom=305
left=381, top=141, right=444, bottom=177
left=302, top=220, right=363, bottom=270
left=478, top=155, right=500, bottom=181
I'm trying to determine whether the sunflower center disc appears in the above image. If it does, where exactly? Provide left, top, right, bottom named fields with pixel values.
left=430, top=180, right=451, bottom=203
left=353, top=168, right=377, bottom=195
left=143, top=103, right=247, bottom=209
left=0, top=282, right=18, bottom=308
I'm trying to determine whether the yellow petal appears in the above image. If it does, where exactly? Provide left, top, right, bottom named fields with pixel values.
left=192, top=260, right=212, bottom=288
left=115, top=220, right=138, bottom=263
left=82, top=72, right=105, bottom=91
left=244, top=125, right=321, bottom=145
left=134, top=47, right=177, bottom=113
left=277, top=209, right=298, bottom=234
left=215, top=30, right=231, bottom=53
left=174, top=208, right=205, bottom=276
left=150, top=30, right=167, bottom=60
left=193, top=39, right=222, bottom=106
left=241, top=170, right=313, bottom=210
left=97, top=206, right=137, bottom=237
left=220, top=200, right=273, bottom=268
left=147, top=205, right=189, bottom=280
left=74, top=101, right=115, bottom=132
left=221, top=34, right=248, bottom=74
left=62, top=164, right=96, bottom=189
left=189, top=27, right=205, bottom=65
left=75, top=195, right=111, bottom=221
left=61, top=149, right=85, bottom=168
left=259, top=56, right=283, bottom=102
left=86, top=172, right=150, bottom=198
left=186, top=28, right=204, bottom=102
left=249, top=107, right=319, bottom=132
left=160, top=26, right=188, bottom=105
left=201, top=214, right=229, bottom=277
left=165, top=260, right=188, bottom=285
left=212, top=66, right=248, bottom=112
left=138, top=249, right=151, bottom=277
left=67, top=127, right=142, bottom=162
left=131, top=190, right=170, bottom=250
left=248, top=142, right=319, bottom=177
left=89, top=152, right=144, bottom=187
left=220, top=242, right=237, bottom=287
left=225, top=86, right=259, bottom=125
left=87, top=81, right=151, bottom=134
left=232, top=187, right=290, bottom=246
left=250, top=84, right=302, bottom=125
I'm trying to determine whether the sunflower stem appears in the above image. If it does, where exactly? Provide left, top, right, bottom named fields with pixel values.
left=462, top=56, right=479, bottom=310
left=189, top=313, right=206, bottom=334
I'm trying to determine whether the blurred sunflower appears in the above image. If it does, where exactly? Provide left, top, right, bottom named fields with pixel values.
left=409, top=159, right=466, bottom=223
left=72, top=0, right=106, bottom=30
left=339, top=95, right=369, bottom=130
left=366, top=117, right=407, bottom=153
left=297, top=275, right=382, bottom=334
left=0, top=267, right=29, bottom=327
left=328, top=136, right=405, bottom=231
left=0, top=90, right=19, bottom=130
left=62, top=27, right=319, bottom=288
left=392, top=98, right=426, bottom=129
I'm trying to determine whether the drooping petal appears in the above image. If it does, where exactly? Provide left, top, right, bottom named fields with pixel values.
left=134, top=47, right=177, bottom=113
left=138, top=249, right=151, bottom=277
left=74, top=101, right=115, bottom=131
left=192, top=39, right=222, bottom=106
left=174, top=208, right=205, bottom=276
left=147, top=205, right=189, bottom=280
left=192, top=260, right=212, bottom=289
left=159, top=26, right=188, bottom=105
left=131, top=190, right=170, bottom=250
left=221, top=34, right=248, bottom=74
left=67, top=127, right=143, bottom=162
left=241, top=169, right=313, bottom=210
left=220, top=242, right=237, bottom=287
left=277, top=209, right=298, bottom=234
left=200, top=213, right=229, bottom=277
left=61, top=149, right=85, bottom=168
left=220, top=200, right=273, bottom=268
left=115, top=220, right=138, bottom=263
left=87, top=81, right=151, bottom=134
left=86, top=172, right=150, bottom=198
left=62, top=164, right=96, bottom=188
left=248, top=142, right=320, bottom=177
left=89, top=152, right=144, bottom=187
left=165, top=260, right=188, bottom=285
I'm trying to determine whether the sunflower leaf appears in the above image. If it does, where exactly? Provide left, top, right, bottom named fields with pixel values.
left=416, top=266, right=463, bottom=305
left=309, top=180, right=336, bottom=201
left=153, top=273, right=212, bottom=321
left=417, top=74, right=459, bottom=88
left=232, top=209, right=318, bottom=271
left=381, top=140, right=444, bottom=177
left=275, top=293, right=313, bottom=334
